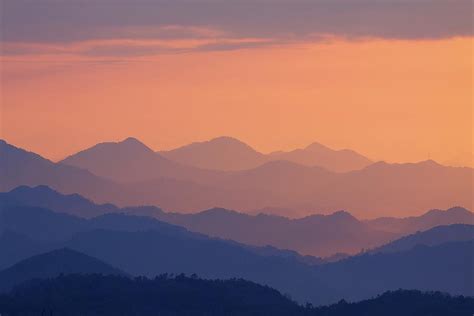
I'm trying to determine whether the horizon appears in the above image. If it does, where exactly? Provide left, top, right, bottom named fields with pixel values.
left=1, top=135, right=471, bottom=169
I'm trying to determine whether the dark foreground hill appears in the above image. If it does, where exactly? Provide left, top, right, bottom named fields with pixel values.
left=0, top=274, right=472, bottom=316
left=315, top=290, right=474, bottom=316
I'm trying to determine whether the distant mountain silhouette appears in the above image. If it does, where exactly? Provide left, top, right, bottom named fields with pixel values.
left=60, top=137, right=224, bottom=183
left=160, top=136, right=268, bottom=171
left=0, top=205, right=335, bottom=303
left=160, top=136, right=372, bottom=172
left=98, top=204, right=474, bottom=257
left=0, top=205, right=190, bottom=242
left=0, top=185, right=118, bottom=218
left=315, top=240, right=474, bottom=301
left=367, top=207, right=474, bottom=233
left=0, top=186, right=391, bottom=257
left=2, top=139, right=473, bottom=217
left=151, top=208, right=394, bottom=257
left=0, top=140, right=269, bottom=212
left=268, top=142, right=372, bottom=172
left=1, top=202, right=473, bottom=304
left=0, top=248, right=124, bottom=293
left=371, top=224, right=474, bottom=254
left=3, top=186, right=473, bottom=257
left=0, top=139, right=124, bottom=204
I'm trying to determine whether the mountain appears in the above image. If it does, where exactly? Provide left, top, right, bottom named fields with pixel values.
left=0, top=140, right=258, bottom=213
left=160, top=136, right=267, bottom=171
left=0, top=204, right=334, bottom=304
left=314, top=290, right=474, bottom=316
left=0, top=186, right=393, bottom=257
left=4, top=186, right=473, bottom=258
left=0, top=205, right=190, bottom=242
left=315, top=240, right=474, bottom=301
left=0, top=231, right=51, bottom=271
left=0, top=274, right=305, bottom=316
left=268, top=142, right=372, bottom=172
left=371, top=224, right=474, bottom=254
left=1, top=203, right=472, bottom=305
left=60, top=137, right=224, bottom=183
left=367, top=207, right=474, bottom=234
left=160, top=137, right=372, bottom=172
left=64, top=229, right=333, bottom=303
left=2, top=276, right=473, bottom=316
left=316, top=160, right=473, bottom=218
left=137, top=205, right=472, bottom=257
left=2, top=140, right=473, bottom=217
left=0, top=248, right=124, bottom=293
left=150, top=208, right=395, bottom=257
left=0, top=139, right=128, bottom=206
left=0, top=185, right=118, bottom=218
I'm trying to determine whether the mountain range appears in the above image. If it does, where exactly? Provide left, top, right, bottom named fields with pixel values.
left=159, top=136, right=372, bottom=172
left=0, top=195, right=472, bottom=304
left=366, top=207, right=474, bottom=233
left=3, top=271, right=472, bottom=316
left=1, top=139, right=472, bottom=217
left=0, top=204, right=333, bottom=304
left=2, top=186, right=473, bottom=257
left=370, top=224, right=474, bottom=254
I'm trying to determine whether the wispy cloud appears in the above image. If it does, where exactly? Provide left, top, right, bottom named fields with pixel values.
left=1, top=35, right=278, bottom=59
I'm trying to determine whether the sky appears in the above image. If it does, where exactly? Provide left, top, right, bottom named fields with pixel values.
left=1, top=0, right=473, bottom=166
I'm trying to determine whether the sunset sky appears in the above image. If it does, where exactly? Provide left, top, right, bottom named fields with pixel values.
left=1, top=1, right=472, bottom=166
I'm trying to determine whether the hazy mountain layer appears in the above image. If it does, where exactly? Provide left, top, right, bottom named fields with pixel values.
left=2, top=140, right=472, bottom=217
left=2, top=186, right=472, bottom=257
left=1, top=202, right=472, bottom=304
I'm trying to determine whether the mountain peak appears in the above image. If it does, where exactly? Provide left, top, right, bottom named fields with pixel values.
left=204, top=136, right=258, bottom=152
left=160, top=136, right=265, bottom=171
left=210, top=136, right=245, bottom=144
left=115, top=137, right=152, bottom=151
left=9, top=185, right=56, bottom=195
left=121, top=137, right=145, bottom=145
left=62, top=137, right=154, bottom=165
left=418, top=159, right=441, bottom=167
left=446, top=206, right=471, bottom=215
left=331, top=210, right=356, bottom=219
left=305, top=142, right=332, bottom=151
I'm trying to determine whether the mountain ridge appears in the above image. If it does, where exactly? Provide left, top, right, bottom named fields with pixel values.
left=160, top=136, right=373, bottom=172
left=2, top=185, right=473, bottom=257
left=2, top=139, right=472, bottom=217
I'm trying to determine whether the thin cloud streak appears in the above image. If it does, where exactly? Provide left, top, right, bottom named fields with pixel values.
left=1, top=35, right=282, bottom=58
left=2, top=1, right=472, bottom=45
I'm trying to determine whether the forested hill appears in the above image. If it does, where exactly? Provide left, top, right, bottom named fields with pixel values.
left=0, top=274, right=473, bottom=316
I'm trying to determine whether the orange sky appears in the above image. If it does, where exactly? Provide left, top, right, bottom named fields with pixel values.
left=1, top=37, right=472, bottom=166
